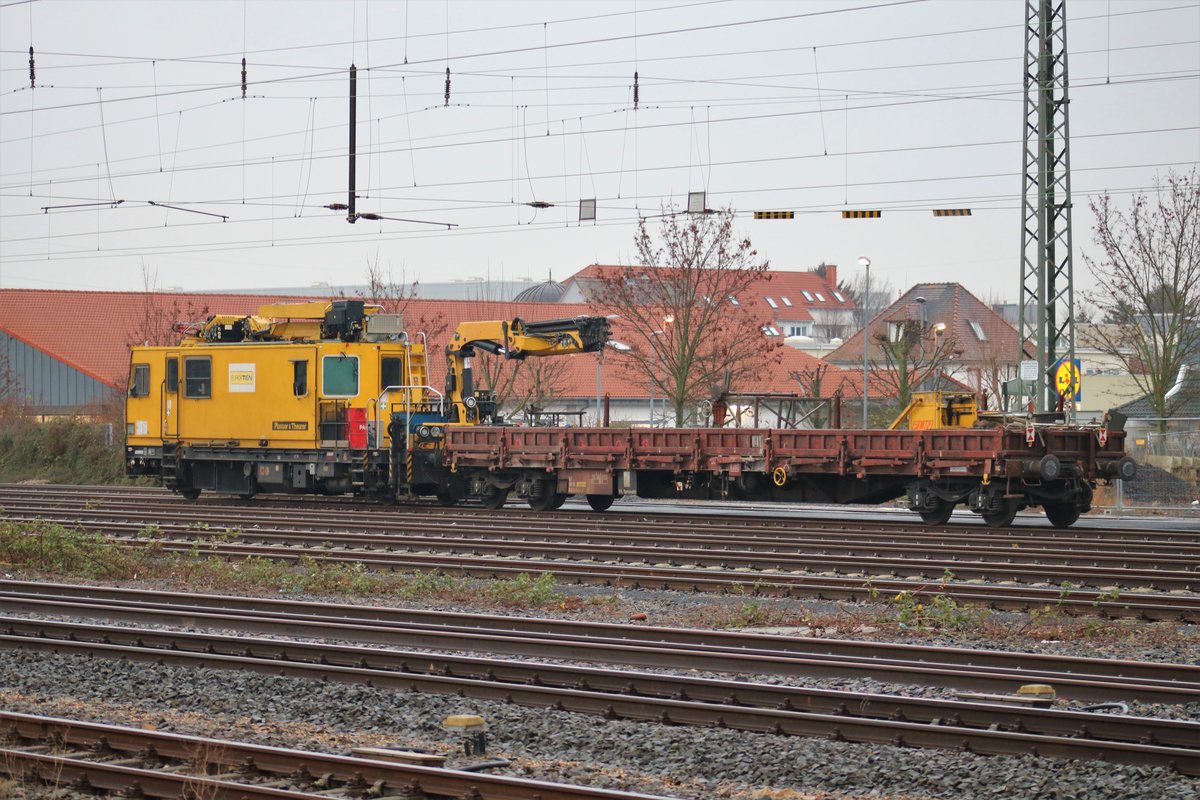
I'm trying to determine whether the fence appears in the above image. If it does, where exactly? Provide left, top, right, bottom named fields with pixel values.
left=1095, top=429, right=1200, bottom=513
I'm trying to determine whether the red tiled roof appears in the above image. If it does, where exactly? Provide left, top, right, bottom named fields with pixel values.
left=825, top=283, right=1019, bottom=366
left=0, top=289, right=808, bottom=401
left=563, top=264, right=854, bottom=321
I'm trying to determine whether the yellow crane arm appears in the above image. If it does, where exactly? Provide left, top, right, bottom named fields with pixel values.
left=445, top=315, right=612, bottom=424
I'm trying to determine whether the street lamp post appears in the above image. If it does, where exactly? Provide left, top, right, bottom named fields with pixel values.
left=647, top=329, right=664, bottom=425
left=598, top=336, right=631, bottom=425
left=858, top=256, right=871, bottom=428
left=916, top=296, right=927, bottom=392
left=929, top=322, right=946, bottom=391
left=595, top=349, right=603, bottom=424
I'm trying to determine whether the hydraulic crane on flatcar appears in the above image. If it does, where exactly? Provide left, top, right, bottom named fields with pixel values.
left=442, top=315, right=612, bottom=424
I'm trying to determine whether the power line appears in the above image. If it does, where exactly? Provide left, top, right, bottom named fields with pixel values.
left=1, top=177, right=1186, bottom=274
left=4, top=74, right=1196, bottom=194
left=1, top=1, right=929, bottom=117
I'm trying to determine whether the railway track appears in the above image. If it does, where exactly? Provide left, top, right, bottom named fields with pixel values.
left=4, top=483, right=1196, bottom=540
left=2, top=486, right=1197, bottom=619
left=1, top=582, right=1198, bottom=775
left=0, top=710, right=663, bottom=799
left=3, top=580, right=1196, bottom=702
left=7, top=497, right=1199, bottom=574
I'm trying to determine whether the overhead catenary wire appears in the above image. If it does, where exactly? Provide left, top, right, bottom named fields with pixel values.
left=7, top=45, right=1190, bottom=191
left=0, top=0, right=933, bottom=118
left=4, top=74, right=1195, bottom=196
left=5, top=35, right=1195, bottom=151
left=5, top=156, right=1194, bottom=246
left=3, top=175, right=1189, bottom=275
left=1, top=0, right=1196, bottom=287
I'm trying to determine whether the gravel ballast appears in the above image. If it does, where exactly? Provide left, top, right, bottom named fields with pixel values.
left=1, top=649, right=1195, bottom=800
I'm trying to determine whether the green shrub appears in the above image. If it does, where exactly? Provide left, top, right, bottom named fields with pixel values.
left=0, top=417, right=125, bottom=484
left=486, top=571, right=563, bottom=607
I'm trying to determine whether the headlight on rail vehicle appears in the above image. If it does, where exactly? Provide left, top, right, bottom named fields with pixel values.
left=464, top=395, right=478, bottom=409
left=418, top=425, right=431, bottom=439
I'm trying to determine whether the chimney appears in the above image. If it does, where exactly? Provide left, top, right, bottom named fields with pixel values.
left=825, top=264, right=838, bottom=290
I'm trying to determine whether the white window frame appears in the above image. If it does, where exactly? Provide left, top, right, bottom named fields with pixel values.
left=765, top=297, right=778, bottom=309
left=801, top=290, right=814, bottom=302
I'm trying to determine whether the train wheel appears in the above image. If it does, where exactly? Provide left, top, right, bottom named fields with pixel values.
left=528, top=482, right=554, bottom=513
left=436, top=490, right=459, bottom=507
left=526, top=481, right=558, bottom=512
left=1043, top=502, right=1081, bottom=528
left=480, top=486, right=508, bottom=510
left=179, top=487, right=201, bottom=500
left=918, top=499, right=954, bottom=526
left=550, top=493, right=569, bottom=510
left=586, top=494, right=614, bottom=512
left=980, top=500, right=1019, bottom=528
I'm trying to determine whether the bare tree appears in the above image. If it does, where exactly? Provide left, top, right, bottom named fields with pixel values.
left=128, top=263, right=209, bottom=346
left=842, top=269, right=897, bottom=331
left=596, top=207, right=782, bottom=426
left=810, top=308, right=852, bottom=340
left=790, top=362, right=832, bottom=427
left=0, top=333, right=25, bottom=425
left=871, top=320, right=964, bottom=413
left=473, top=351, right=524, bottom=418
left=512, top=358, right=571, bottom=415
left=360, top=255, right=448, bottom=341
left=1083, top=168, right=1200, bottom=428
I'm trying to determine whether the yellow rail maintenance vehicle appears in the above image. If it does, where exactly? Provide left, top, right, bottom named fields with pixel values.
left=126, top=301, right=613, bottom=505
left=125, top=300, right=436, bottom=500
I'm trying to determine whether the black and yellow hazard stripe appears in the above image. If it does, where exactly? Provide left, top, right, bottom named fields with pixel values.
left=932, top=208, right=972, bottom=217
left=753, top=210, right=795, bottom=220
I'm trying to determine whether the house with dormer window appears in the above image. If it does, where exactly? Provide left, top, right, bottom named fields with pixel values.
left=559, top=264, right=855, bottom=343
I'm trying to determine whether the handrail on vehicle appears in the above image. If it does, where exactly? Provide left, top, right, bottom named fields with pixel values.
left=375, top=383, right=444, bottom=445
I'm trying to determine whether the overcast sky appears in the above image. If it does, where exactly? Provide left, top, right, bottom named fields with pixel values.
left=0, top=0, right=1197, bottom=301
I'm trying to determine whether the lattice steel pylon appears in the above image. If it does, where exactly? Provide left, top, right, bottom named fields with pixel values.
left=1018, top=0, right=1076, bottom=415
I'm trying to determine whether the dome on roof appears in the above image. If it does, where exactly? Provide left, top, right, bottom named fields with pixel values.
left=513, top=278, right=566, bottom=303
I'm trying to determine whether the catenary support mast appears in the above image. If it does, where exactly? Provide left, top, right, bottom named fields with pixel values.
left=1018, top=0, right=1077, bottom=415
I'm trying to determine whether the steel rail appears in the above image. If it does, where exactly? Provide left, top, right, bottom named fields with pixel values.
left=2, top=625, right=1197, bottom=775
left=100, top=536, right=1200, bottom=619
left=6, top=510, right=1199, bottom=596
left=3, top=483, right=1195, bottom=541
left=0, top=711, right=667, bottom=800
left=2, top=594, right=1197, bottom=704
left=4, top=579, right=1193, bottom=686
left=5, top=500, right=1198, bottom=568
left=4, top=615, right=1199, bottom=746
left=2, top=518, right=1194, bottom=619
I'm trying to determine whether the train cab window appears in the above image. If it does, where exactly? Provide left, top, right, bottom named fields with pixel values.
left=292, top=360, right=308, bottom=397
left=129, top=364, right=150, bottom=397
left=184, top=357, right=212, bottom=398
left=165, top=358, right=179, bottom=392
left=381, top=357, right=402, bottom=391
left=322, top=355, right=358, bottom=397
